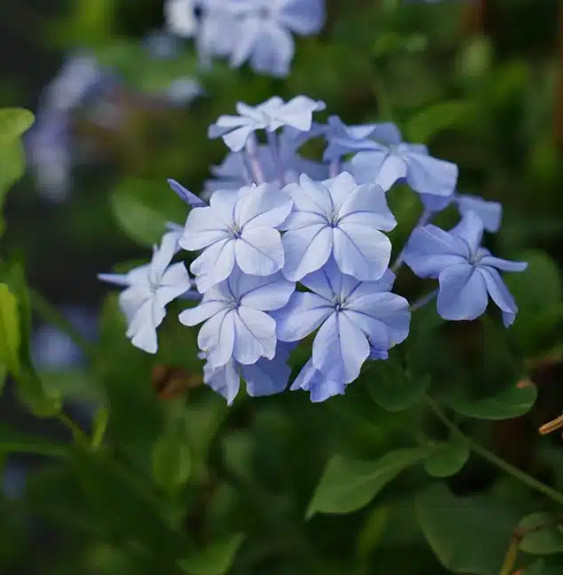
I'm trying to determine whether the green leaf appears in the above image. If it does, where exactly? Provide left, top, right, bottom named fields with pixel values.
left=0, top=362, right=6, bottom=396
left=0, top=108, right=34, bottom=148
left=0, top=139, right=26, bottom=236
left=0, top=283, right=21, bottom=376
left=0, top=422, right=68, bottom=458
left=91, top=407, right=109, bottom=450
left=307, top=448, right=426, bottom=519
left=179, top=534, right=244, bottom=575
left=448, top=384, right=537, bottom=420
left=404, top=99, right=477, bottom=143
left=424, top=435, right=470, bottom=478
left=111, top=178, right=185, bottom=246
left=416, top=484, right=519, bottom=575
left=367, top=353, right=428, bottom=412
left=151, top=411, right=192, bottom=492
left=518, top=513, right=563, bottom=555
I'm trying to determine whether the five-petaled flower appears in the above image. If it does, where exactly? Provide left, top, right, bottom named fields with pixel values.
left=274, top=258, right=410, bottom=393
left=98, top=230, right=192, bottom=353
left=281, top=172, right=396, bottom=281
left=180, top=183, right=293, bottom=292
left=179, top=267, right=295, bottom=369
left=403, top=211, right=527, bottom=326
left=208, top=96, right=326, bottom=152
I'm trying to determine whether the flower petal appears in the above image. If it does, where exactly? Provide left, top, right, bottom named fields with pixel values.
left=479, top=267, right=519, bottom=327
left=291, top=358, right=346, bottom=402
left=233, top=307, right=277, bottom=364
left=479, top=256, right=527, bottom=273
left=236, top=228, right=285, bottom=276
left=299, top=257, right=360, bottom=301
left=404, top=152, right=458, bottom=197
left=179, top=300, right=227, bottom=327
left=450, top=211, right=484, bottom=254
left=351, top=151, right=390, bottom=184
left=376, top=154, right=407, bottom=191
left=180, top=207, right=231, bottom=251
left=238, top=273, right=295, bottom=311
left=437, top=264, right=488, bottom=321
left=191, top=238, right=236, bottom=293
left=325, top=171, right=358, bottom=212
left=242, top=350, right=291, bottom=397
left=204, top=359, right=240, bottom=405
left=199, top=309, right=236, bottom=368
left=274, top=292, right=332, bottom=341
left=312, top=312, right=370, bottom=383
left=338, top=182, right=396, bottom=232
left=237, top=183, right=293, bottom=229
left=457, top=194, right=502, bottom=233
left=282, top=224, right=333, bottom=281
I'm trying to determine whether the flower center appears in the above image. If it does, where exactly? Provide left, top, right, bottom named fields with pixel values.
left=469, top=249, right=485, bottom=267
left=229, top=224, right=242, bottom=238
left=328, top=212, right=340, bottom=228
left=228, top=298, right=241, bottom=311
left=332, top=297, right=344, bottom=312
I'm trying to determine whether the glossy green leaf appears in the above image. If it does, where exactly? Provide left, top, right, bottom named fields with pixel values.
left=518, top=513, right=563, bottom=555
left=0, top=108, right=34, bottom=148
left=0, top=283, right=21, bottom=376
left=424, top=435, right=470, bottom=478
left=448, top=384, right=537, bottom=420
left=307, top=448, right=426, bottom=519
left=179, top=534, right=244, bottom=575
left=111, top=178, right=185, bottom=246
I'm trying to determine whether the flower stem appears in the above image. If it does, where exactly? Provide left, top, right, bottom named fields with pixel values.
left=424, top=394, right=563, bottom=506
left=329, top=159, right=341, bottom=178
left=391, top=209, right=432, bottom=273
left=267, top=131, right=286, bottom=185
left=245, top=135, right=266, bottom=185
left=409, top=289, right=438, bottom=312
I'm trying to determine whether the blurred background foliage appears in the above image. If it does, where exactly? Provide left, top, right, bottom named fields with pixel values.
left=0, top=0, right=562, bottom=574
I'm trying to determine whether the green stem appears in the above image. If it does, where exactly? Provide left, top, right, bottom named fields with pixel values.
left=424, top=394, right=563, bottom=506
left=57, top=412, right=90, bottom=446
left=29, top=289, right=97, bottom=362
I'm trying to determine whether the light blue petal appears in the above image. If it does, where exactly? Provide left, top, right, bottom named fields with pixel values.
left=333, top=224, right=392, bottom=281
left=420, top=192, right=452, bottom=213
left=229, top=15, right=261, bottom=69
left=242, top=349, right=291, bottom=397
left=237, top=183, right=293, bottom=229
left=119, top=286, right=152, bottom=323
left=403, top=225, right=469, bottom=278
left=233, top=307, right=277, bottom=364
left=338, top=182, right=396, bottom=232
left=236, top=228, right=285, bottom=276
left=325, top=171, right=358, bottom=212
left=312, top=312, right=370, bottom=383
left=450, top=211, right=484, bottom=254
left=209, top=187, right=241, bottom=223
left=191, top=238, right=236, bottom=293
left=204, top=360, right=240, bottom=405
left=277, top=0, right=325, bottom=34
left=223, top=125, right=259, bottom=152
left=156, top=263, right=192, bottom=307
left=291, top=358, right=346, bottom=402
left=457, top=194, right=502, bottom=233
left=180, top=206, right=230, bottom=251
left=167, top=178, right=206, bottom=207
left=250, top=21, right=294, bottom=78
left=179, top=300, right=227, bottom=327
left=437, top=264, right=488, bottom=321
left=479, top=267, right=518, bottom=327
left=274, top=292, right=332, bottom=341
left=351, top=151, right=390, bottom=184
left=271, top=96, right=325, bottom=131
left=376, top=154, right=408, bottom=191
left=404, top=152, right=458, bottom=197
left=293, top=174, right=333, bottom=216
left=97, top=273, right=130, bottom=287
left=238, top=273, right=295, bottom=311
left=282, top=224, right=333, bottom=281
left=149, top=230, right=182, bottom=283
left=299, top=257, right=358, bottom=301
left=200, top=309, right=236, bottom=369
left=127, top=299, right=165, bottom=354
left=479, top=257, right=527, bottom=273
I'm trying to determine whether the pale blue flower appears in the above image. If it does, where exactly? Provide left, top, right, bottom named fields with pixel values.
left=168, top=178, right=207, bottom=207
left=403, top=211, right=527, bottom=326
left=98, top=230, right=192, bottom=353
left=208, top=96, right=326, bottom=152
left=274, top=258, right=410, bottom=388
left=229, top=0, right=325, bottom=76
left=179, top=268, right=295, bottom=369
left=203, top=342, right=293, bottom=404
left=281, top=172, right=396, bottom=281
left=180, top=183, right=293, bottom=292
left=334, top=123, right=458, bottom=197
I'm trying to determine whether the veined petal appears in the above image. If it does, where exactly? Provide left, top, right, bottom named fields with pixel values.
left=291, top=358, right=346, bottom=402
left=209, top=188, right=243, bottom=224
left=127, top=299, right=166, bottom=354
left=180, top=207, right=230, bottom=251
left=238, top=273, right=295, bottom=311
left=179, top=300, right=227, bottom=327
left=437, top=264, right=488, bottom=321
left=333, top=224, right=392, bottom=281
left=204, top=359, right=240, bottom=405
left=237, top=183, right=293, bottom=229
left=338, top=182, right=396, bottom=232
left=223, top=125, right=260, bottom=152
left=450, top=211, right=484, bottom=254
left=324, top=171, right=358, bottom=212
left=479, top=267, right=519, bottom=327
left=457, top=194, right=502, bottom=233
left=233, top=307, right=277, bottom=364
left=242, top=350, right=291, bottom=396
left=344, top=269, right=396, bottom=300
left=167, top=178, right=206, bottom=208
left=479, top=256, right=527, bottom=273
left=351, top=151, right=390, bottom=185
left=312, top=312, right=370, bottom=384
left=281, top=209, right=326, bottom=231
left=236, top=228, right=285, bottom=275
left=191, top=238, right=236, bottom=293
left=274, top=292, right=332, bottom=341
left=273, top=96, right=325, bottom=131
left=376, top=154, right=407, bottom=191
left=282, top=224, right=333, bottom=281
left=200, top=309, right=236, bottom=368
left=404, top=152, right=458, bottom=197
left=119, top=285, right=152, bottom=322
left=299, top=257, right=358, bottom=301
left=249, top=22, right=294, bottom=78
left=295, top=174, right=334, bottom=215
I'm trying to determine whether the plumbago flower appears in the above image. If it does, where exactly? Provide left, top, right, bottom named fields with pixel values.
left=209, top=96, right=326, bottom=152
left=100, top=94, right=527, bottom=405
left=403, top=211, right=527, bottom=326
left=281, top=172, right=396, bottom=281
left=98, top=230, right=193, bottom=353
left=179, top=268, right=294, bottom=369
left=274, top=259, right=410, bottom=399
left=180, top=183, right=293, bottom=292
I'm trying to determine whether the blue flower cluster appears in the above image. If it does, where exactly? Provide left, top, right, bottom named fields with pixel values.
left=100, top=94, right=527, bottom=404
left=165, top=0, right=326, bottom=77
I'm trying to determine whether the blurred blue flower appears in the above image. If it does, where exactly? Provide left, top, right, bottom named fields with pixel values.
left=180, top=268, right=294, bottom=369
left=208, top=96, right=325, bottom=152
left=403, top=211, right=527, bottom=326
left=275, top=258, right=410, bottom=391
left=281, top=172, right=396, bottom=281
left=165, top=0, right=200, bottom=38
left=326, top=122, right=458, bottom=197
left=203, top=342, right=292, bottom=404
left=98, top=230, right=192, bottom=353
left=181, top=183, right=293, bottom=292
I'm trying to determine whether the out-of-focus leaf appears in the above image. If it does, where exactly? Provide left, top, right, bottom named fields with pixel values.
left=307, top=448, right=426, bottom=518
left=91, top=406, right=109, bottom=450
left=0, top=108, right=34, bottom=148
left=416, top=483, right=519, bottom=575
left=0, top=139, right=26, bottom=236
left=448, top=384, right=537, bottom=420
left=518, top=513, right=563, bottom=555
left=423, top=435, right=469, bottom=478
left=0, top=283, right=21, bottom=376
left=179, top=534, right=245, bottom=575
left=111, top=178, right=186, bottom=246
left=0, top=422, right=68, bottom=458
